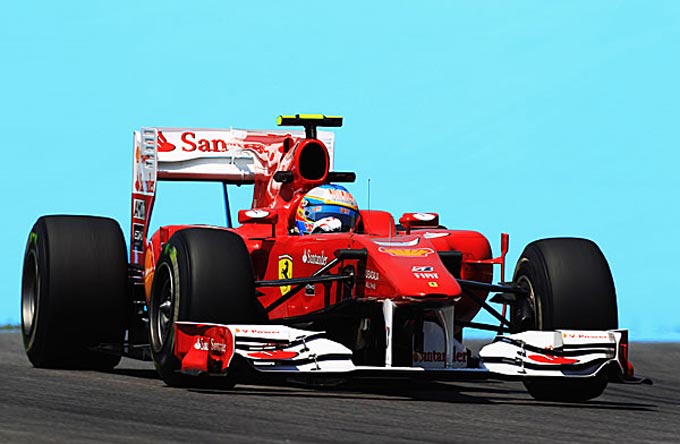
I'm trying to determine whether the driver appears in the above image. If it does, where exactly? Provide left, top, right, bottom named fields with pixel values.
left=295, top=184, right=359, bottom=234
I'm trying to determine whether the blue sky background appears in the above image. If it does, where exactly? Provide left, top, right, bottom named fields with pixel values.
left=1, top=1, right=678, bottom=340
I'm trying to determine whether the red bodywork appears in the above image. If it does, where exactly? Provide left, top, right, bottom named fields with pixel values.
left=144, top=223, right=495, bottom=323
left=133, top=122, right=505, bottom=326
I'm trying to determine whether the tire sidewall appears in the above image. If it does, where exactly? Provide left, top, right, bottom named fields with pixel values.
left=149, top=243, right=184, bottom=383
left=512, top=249, right=552, bottom=330
left=22, top=221, right=50, bottom=364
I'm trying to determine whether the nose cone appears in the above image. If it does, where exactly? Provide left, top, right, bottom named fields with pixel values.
left=355, top=236, right=461, bottom=301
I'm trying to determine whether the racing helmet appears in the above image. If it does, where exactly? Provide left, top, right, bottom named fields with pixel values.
left=295, top=184, right=359, bottom=235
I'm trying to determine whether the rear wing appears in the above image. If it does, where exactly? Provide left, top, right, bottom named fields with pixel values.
left=133, top=127, right=335, bottom=189
left=130, top=127, right=335, bottom=265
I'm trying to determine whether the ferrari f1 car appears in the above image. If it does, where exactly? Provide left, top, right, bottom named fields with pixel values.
left=21, top=114, right=650, bottom=401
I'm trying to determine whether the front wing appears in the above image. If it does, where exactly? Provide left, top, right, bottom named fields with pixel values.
left=173, top=322, right=647, bottom=384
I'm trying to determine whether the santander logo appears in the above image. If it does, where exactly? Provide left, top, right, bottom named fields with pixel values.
left=193, top=337, right=228, bottom=353
left=157, top=131, right=176, bottom=152
left=156, top=130, right=269, bottom=154
left=158, top=131, right=230, bottom=153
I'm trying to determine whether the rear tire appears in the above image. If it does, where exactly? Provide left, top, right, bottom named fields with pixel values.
left=512, top=238, right=618, bottom=402
left=149, top=228, right=266, bottom=387
left=21, top=216, right=128, bottom=369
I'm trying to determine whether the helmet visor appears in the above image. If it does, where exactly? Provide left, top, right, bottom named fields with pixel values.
left=306, top=205, right=358, bottom=232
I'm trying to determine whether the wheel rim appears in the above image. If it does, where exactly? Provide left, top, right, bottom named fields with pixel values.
left=516, top=274, right=541, bottom=330
left=22, top=251, right=39, bottom=337
left=151, top=263, right=174, bottom=353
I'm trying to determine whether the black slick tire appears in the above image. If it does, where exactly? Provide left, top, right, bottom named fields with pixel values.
left=512, top=237, right=618, bottom=402
left=21, top=215, right=128, bottom=369
left=148, top=228, right=266, bottom=387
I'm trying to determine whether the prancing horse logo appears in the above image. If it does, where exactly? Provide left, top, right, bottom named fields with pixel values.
left=278, top=255, right=293, bottom=295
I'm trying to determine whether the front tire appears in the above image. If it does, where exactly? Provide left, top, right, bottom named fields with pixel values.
left=21, top=216, right=128, bottom=369
left=512, top=238, right=618, bottom=402
left=149, top=228, right=266, bottom=387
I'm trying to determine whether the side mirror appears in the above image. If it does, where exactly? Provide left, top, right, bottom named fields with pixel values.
left=398, top=213, right=439, bottom=234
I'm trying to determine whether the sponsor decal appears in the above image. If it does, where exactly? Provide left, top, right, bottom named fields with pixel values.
left=411, top=265, right=438, bottom=279
left=234, top=327, right=283, bottom=335
left=413, top=272, right=439, bottom=279
left=180, top=132, right=230, bottom=153
left=133, top=198, right=146, bottom=221
left=247, top=350, right=299, bottom=360
left=428, top=282, right=439, bottom=288
left=302, top=249, right=328, bottom=266
left=305, top=284, right=315, bottom=297
left=412, top=320, right=468, bottom=368
left=134, top=137, right=157, bottom=195
left=29, top=232, right=38, bottom=247
left=378, top=247, right=435, bottom=258
left=325, top=187, right=356, bottom=206
left=132, top=224, right=145, bottom=253
left=278, top=255, right=293, bottom=295
left=157, top=131, right=176, bottom=152
left=413, top=213, right=436, bottom=221
left=413, top=350, right=467, bottom=363
left=244, top=209, right=269, bottom=219
left=365, top=282, right=377, bottom=290
left=365, top=269, right=380, bottom=281
left=527, top=354, right=579, bottom=365
left=563, top=332, right=611, bottom=340
left=193, top=337, right=228, bottom=353
left=157, top=130, right=271, bottom=154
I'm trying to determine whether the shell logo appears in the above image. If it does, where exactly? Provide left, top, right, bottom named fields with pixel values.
left=378, top=247, right=435, bottom=258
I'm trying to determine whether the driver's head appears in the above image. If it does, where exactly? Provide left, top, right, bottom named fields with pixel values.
left=295, top=184, right=359, bottom=235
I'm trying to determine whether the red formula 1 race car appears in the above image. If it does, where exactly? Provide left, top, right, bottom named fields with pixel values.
left=21, top=114, right=650, bottom=401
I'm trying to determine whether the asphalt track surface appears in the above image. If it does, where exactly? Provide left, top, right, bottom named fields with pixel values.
left=1, top=332, right=678, bottom=444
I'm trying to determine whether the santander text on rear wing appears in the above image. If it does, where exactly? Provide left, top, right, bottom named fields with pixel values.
left=130, top=127, right=336, bottom=266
